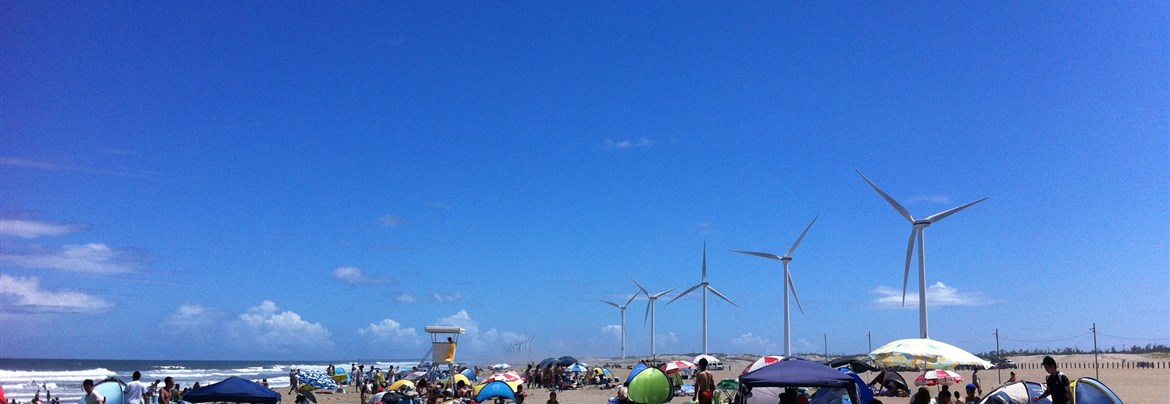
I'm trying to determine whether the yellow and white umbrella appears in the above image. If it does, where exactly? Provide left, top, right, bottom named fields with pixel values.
left=869, top=338, right=992, bottom=370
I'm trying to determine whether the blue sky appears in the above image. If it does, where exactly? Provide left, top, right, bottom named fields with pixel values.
left=1, top=2, right=1166, bottom=361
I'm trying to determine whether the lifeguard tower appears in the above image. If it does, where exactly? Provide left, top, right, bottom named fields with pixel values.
left=416, top=325, right=465, bottom=380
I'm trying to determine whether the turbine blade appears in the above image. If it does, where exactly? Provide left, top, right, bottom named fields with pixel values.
left=856, top=169, right=915, bottom=223
left=653, top=288, right=676, bottom=299
left=602, top=300, right=620, bottom=308
left=787, top=271, right=804, bottom=314
left=631, top=277, right=650, bottom=296
left=623, top=292, right=638, bottom=307
left=923, top=198, right=988, bottom=223
left=706, top=285, right=738, bottom=307
left=731, top=250, right=783, bottom=260
left=902, top=228, right=917, bottom=306
left=667, top=284, right=703, bottom=304
left=702, top=241, right=708, bottom=281
left=644, top=301, right=652, bottom=326
left=785, top=215, right=819, bottom=257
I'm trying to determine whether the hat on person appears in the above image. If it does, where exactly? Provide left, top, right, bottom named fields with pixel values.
left=966, top=384, right=976, bottom=391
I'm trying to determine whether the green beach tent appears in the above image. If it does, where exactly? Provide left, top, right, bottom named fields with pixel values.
left=628, top=366, right=672, bottom=404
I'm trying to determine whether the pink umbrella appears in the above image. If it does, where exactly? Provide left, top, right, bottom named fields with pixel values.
left=914, top=370, right=964, bottom=386
left=661, top=360, right=696, bottom=375
left=487, top=371, right=525, bottom=383
left=741, top=356, right=787, bottom=374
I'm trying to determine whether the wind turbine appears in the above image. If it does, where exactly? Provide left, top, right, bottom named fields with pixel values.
left=668, top=241, right=737, bottom=355
left=856, top=169, right=987, bottom=339
left=731, top=216, right=818, bottom=356
left=632, top=278, right=675, bottom=361
left=602, top=291, right=640, bottom=359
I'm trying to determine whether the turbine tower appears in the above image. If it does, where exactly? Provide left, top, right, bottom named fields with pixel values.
left=732, top=216, right=818, bottom=356
left=632, top=278, right=674, bottom=361
left=602, top=291, right=640, bottom=360
left=856, top=170, right=987, bottom=339
left=668, top=241, right=737, bottom=355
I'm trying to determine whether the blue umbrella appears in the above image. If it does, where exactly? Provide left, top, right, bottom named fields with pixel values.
left=474, top=381, right=515, bottom=402
left=460, top=369, right=477, bottom=382
left=297, top=370, right=340, bottom=390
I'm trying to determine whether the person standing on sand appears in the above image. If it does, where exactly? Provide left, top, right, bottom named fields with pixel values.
left=124, top=372, right=148, bottom=404
left=288, top=369, right=299, bottom=394
left=546, top=391, right=558, bottom=404
left=1034, top=356, right=1071, bottom=404
left=82, top=380, right=105, bottom=404
left=692, top=359, right=715, bottom=404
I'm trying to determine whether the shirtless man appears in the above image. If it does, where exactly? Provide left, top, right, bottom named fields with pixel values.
left=693, top=359, right=715, bottom=404
left=159, top=377, right=174, bottom=404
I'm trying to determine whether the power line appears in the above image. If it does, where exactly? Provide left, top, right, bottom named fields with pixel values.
left=1097, top=332, right=1170, bottom=342
left=1000, top=331, right=1092, bottom=343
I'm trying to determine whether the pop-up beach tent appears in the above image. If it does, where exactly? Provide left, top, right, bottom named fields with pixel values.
left=474, top=381, right=516, bottom=402
left=739, top=357, right=859, bottom=404
left=77, top=378, right=125, bottom=404
left=183, top=376, right=281, bottom=404
left=977, top=381, right=1048, bottom=404
left=627, top=366, right=672, bottom=404
left=868, top=369, right=909, bottom=396
left=837, top=368, right=873, bottom=404
left=1071, top=377, right=1123, bottom=404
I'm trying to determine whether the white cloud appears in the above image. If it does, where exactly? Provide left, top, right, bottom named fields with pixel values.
left=796, top=338, right=819, bottom=353
left=873, top=282, right=995, bottom=307
left=359, top=319, right=421, bottom=346
left=431, top=291, right=462, bottom=303
left=602, top=324, right=621, bottom=338
left=655, top=332, right=678, bottom=350
left=166, top=304, right=220, bottom=329
left=331, top=266, right=388, bottom=284
left=0, top=243, right=142, bottom=273
left=395, top=293, right=418, bottom=303
left=433, top=310, right=527, bottom=357
left=379, top=214, right=402, bottom=227
left=230, top=301, right=333, bottom=353
left=604, top=138, right=653, bottom=150
left=0, top=274, right=113, bottom=313
left=0, top=157, right=155, bottom=179
left=0, top=219, right=83, bottom=238
left=730, top=332, right=778, bottom=354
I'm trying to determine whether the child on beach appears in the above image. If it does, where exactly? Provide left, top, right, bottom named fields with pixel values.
left=546, top=391, right=558, bottom=404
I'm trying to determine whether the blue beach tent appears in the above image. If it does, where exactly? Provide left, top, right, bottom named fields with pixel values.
left=837, top=368, right=873, bottom=404
left=739, top=358, right=859, bottom=404
left=183, top=376, right=281, bottom=404
left=78, top=378, right=125, bottom=404
left=474, top=381, right=515, bottom=402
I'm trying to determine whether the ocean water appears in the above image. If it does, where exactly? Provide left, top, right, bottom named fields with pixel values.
left=0, top=359, right=417, bottom=403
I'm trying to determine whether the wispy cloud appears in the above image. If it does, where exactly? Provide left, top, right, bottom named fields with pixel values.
left=378, top=214, right=402, bottom=227
left=604, top=138, right=653, bottom=150
left=872, top=281, right=996, bottom=307
left=228, top=301, right=334, bottom=353
left=359, top=318, right=421, bottom=346
left=166, top=304, right=222, bottom=330
left=395, top=293, right=418, bottom=303
left=602, top=324, right=621, bottom=338
left=0, top=157, right=156, bottom=179
left=432, top=291, right=463, bottom=303
left=730, top=332, right=777, bottom=354
left=0, top=243, right=146, bottom=273
left=0, top=219, right=85, bottom=239
left=330, top=266, right=389, bottom=284
left=0, top=274, right=114, bottom=313
left=434, top=310, right=527, bottom=355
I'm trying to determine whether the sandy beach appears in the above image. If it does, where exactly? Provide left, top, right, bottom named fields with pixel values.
left=278, top=353, right=1168, bottom=404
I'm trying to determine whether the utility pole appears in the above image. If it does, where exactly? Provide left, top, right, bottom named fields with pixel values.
left=824, top=333, right=829, bottom=360
left=867, top=330, right=872, bottom=353
left=994, top=328, right=1002, bottom=384
left=1092, top=322, right=1100, bottom=379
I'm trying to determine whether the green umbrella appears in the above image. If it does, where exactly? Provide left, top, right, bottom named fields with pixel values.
left=628, top=367, right=671, bottom=404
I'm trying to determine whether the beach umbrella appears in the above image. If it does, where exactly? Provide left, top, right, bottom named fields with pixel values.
left=869, top=338, right=992, bottom=370
left=693, top=355, right=720, bottom=366
left=490, top=363, right=511, bottom=371
left=474, top=381, right=515, bottom=402
left=369, top=392, right=386, bottom=404
left=914, top=370, right=964, bottom=386
left=486, top=371, right=525, bottom=383
left=297, top=370, right=339, bottom=391
left=387, top=379, right=415, bottom=392
left=405, top=371, right=427, bottom=381
left=826, top=355, right=880, bottom=374
left=538, top=357, right=558, bottom=369
left=741, top=356, right=788, bottom=374
left=556, top=356, right=580, bottom=366
left=661, top=360, right=695, bottom=375
left=565, top=363, right=588, bottom=373
left=627, top=367, right=671, bottom=404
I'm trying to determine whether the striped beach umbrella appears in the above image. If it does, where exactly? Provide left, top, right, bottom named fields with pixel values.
left=914, top=370, right=964, bottom=386
left=741, top=356, right=787, bottom=374
left=661, top=360, right=695, bottom=375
